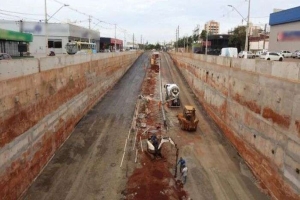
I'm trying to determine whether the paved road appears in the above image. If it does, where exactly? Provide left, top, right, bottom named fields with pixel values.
left=23, top=51, right=269, bottom=200
left=160, top=52, right=269, bottom=200
left=23, top=53, right=149, bottom=200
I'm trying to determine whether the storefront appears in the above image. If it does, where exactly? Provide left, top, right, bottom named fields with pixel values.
left=269, top=6, right=300, bottom=52
left=100, top=37, right=123, bottom=51
left=0, top=28, right=32, bottom=56
left=0, top=20, right=100, bottom=56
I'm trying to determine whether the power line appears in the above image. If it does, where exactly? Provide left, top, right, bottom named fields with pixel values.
left=0, top=9, right=43, bottom=16
left=0, top=12, right=42, bottom=21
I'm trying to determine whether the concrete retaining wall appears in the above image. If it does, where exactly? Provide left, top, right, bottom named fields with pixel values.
left=0, top=52, right=141, bottom=199
left=170, top=52, right=300, bottom=200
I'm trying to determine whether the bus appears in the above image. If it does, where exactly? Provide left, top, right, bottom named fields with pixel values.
left=65, top=41, right=97, bottom=55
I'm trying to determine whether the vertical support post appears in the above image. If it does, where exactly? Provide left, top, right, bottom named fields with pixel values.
left=245, top=0, right=251, bottom=51
left=114, top=24, right=117, bottom=51
left=44, top=0, right=48, bottom=56
left=263, top=23, right=267, bottom=50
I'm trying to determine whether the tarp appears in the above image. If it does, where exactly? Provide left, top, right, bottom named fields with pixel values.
left=0, top=28, right=33, bottom=42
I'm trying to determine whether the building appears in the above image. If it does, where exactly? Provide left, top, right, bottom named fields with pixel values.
left=0, top=28, right=32, bottom=56
left=100, top=37, right=123, bottom=51
left=249, top=23, right=263, bottom=37
left=269, top=6, right=300, bottom=52
left=204, top=20, right=220, bottom=35
left=0, top=20, right=100, bottom=56
left=249, top=35, right=269, bottom=52
left=195, top=34, right=230, bottom=55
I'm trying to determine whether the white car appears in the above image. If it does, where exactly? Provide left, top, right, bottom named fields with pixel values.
left=280, top=50, right=292, bottom=58
left=260, top=52, right=284, bottom=61
left=292, top=50, right=300, bottom=58
left=238, top=51, right=255, bottom=59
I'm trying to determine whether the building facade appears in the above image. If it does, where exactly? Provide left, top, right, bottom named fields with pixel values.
left=0, top=20, right=100, bottom=56
left=269, top=6, right=300, bottom=52
left=0, top=28, right=32, bottom=56
left=205, top=20, right=220, bottom=35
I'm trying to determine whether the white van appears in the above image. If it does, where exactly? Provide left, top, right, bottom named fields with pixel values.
left=220, top=48, right=238, bottom=58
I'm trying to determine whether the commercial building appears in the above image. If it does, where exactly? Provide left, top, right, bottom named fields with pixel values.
left=269, top=6, right=300, bottom=52
left=204, top=20, right=220, bottom=35
left=0, top=28, right=32, bottom=56
left=249, top=35, right=269, bottom=52
left=100, top=37, right=123, bottom=51
left=0, top=20, right=100, bottom=56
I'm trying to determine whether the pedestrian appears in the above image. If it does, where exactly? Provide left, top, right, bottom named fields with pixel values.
left=177, top=157, right=186, bottom=172
left=181, top=165, right=188, bottom=184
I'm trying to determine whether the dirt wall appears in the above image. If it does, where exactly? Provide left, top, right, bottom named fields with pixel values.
left=0, top=52, right=141, bottom=199
left=170, top=52, right=300, bottom=200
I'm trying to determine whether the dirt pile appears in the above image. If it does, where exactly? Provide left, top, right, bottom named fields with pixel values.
left=124, top=65, right=189, bottom=199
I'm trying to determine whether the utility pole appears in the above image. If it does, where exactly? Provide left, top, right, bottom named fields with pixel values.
left=133, top=33, right=134, bottom=50
left=141, top=35, right=142, bottom=50
left=175, top=28, right=177, bottom=52
left=205, top=30, right=208, bottom=55
left=183, top=36, right=185, bottom=52
left=263, top=23, right=267, bottom=50
left=114, top=24, right=117, bottom=51
left=124, top=30, right=126, bottom=51
left=44, top=0, right=48, bottom=56
left=178, top=25, right=179, bottom=52
left=245, top=0, right=251, bottom=51
left=187, top=37, right=189, bottom=53
left=88, top=16, right=91, bottom=29
left=19, top=20, right=24, bottom=57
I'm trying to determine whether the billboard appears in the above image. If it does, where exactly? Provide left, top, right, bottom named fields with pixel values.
left=277, top=31, right=300, bottom=41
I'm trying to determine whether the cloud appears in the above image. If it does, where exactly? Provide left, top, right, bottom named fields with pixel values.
left=1, top=0, right=300, bottom=43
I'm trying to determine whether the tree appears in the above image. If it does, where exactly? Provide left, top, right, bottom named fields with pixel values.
left=228, top=26, right=246, bottom=52
left=154, top=42, right=161, bottom=50
left=200, top=30, right=207, bottom=40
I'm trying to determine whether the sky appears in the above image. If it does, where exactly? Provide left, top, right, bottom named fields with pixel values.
left=1, top=0, right=299, bottom=44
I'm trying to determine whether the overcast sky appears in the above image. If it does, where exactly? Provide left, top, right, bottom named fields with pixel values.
left=1, top=0, right=299, bottom=44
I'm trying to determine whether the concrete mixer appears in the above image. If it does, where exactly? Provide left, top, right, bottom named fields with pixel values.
left=164, top=84, right=181, bottom=107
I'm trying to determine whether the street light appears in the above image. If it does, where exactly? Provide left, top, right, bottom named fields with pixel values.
left=44, top=0, right=69, bottom=55
left=228, top=2, right=251, bottom=51
left=47, top=4, right=69, bottom=22
left=227, top=5, right=246, bottom=21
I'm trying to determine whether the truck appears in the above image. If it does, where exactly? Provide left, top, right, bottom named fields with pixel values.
left=164, top=84, right=180, bottom=107
left=220, top=47, right=238, bottom=58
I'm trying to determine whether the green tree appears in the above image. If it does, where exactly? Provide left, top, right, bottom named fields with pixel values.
left=154, top=42, right=161, bottom=50
left=200, top=30, right=207, bottom=40
left=228, top=26, right=246, bottom=52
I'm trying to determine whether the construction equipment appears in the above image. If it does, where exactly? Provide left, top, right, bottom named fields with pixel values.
left=164, top=84, right=180, bottom=107
left=177, top=105, right=199, bottom=131
left=147, top=136, right=175, bottom=158
left=150, top=52, right=160, bottom=72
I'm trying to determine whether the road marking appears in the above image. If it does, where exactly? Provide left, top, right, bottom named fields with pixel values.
left=120, top=138, right=128, bottom=168
left=88, top=119, right=97, bottom=132
left=135, top=149, right=138, bottom=163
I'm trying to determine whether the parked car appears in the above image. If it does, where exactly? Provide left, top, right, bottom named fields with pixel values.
left=0, top=53, right=12, bottom=60
left=279, top=50, right=292, bottom=58
left=255, top=50, right=267, bottom=57
left=238, top=51, right=255, bottom=59
left=292, top=50, right=300, bottom=58
left=260, top=52, right=284, bottom=61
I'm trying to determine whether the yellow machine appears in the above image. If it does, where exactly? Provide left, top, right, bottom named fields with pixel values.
left=150, top=52, right=160, bottom=72
left=177, top=105, right=199, bottom=131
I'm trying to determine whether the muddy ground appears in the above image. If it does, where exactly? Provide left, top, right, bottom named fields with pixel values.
left=23, top=52, right=270, bottom=200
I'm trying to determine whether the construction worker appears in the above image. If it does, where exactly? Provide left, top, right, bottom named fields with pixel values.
left=177, top=157, right=186, bottom=172
left=181, top=165, right=188, bottom=184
